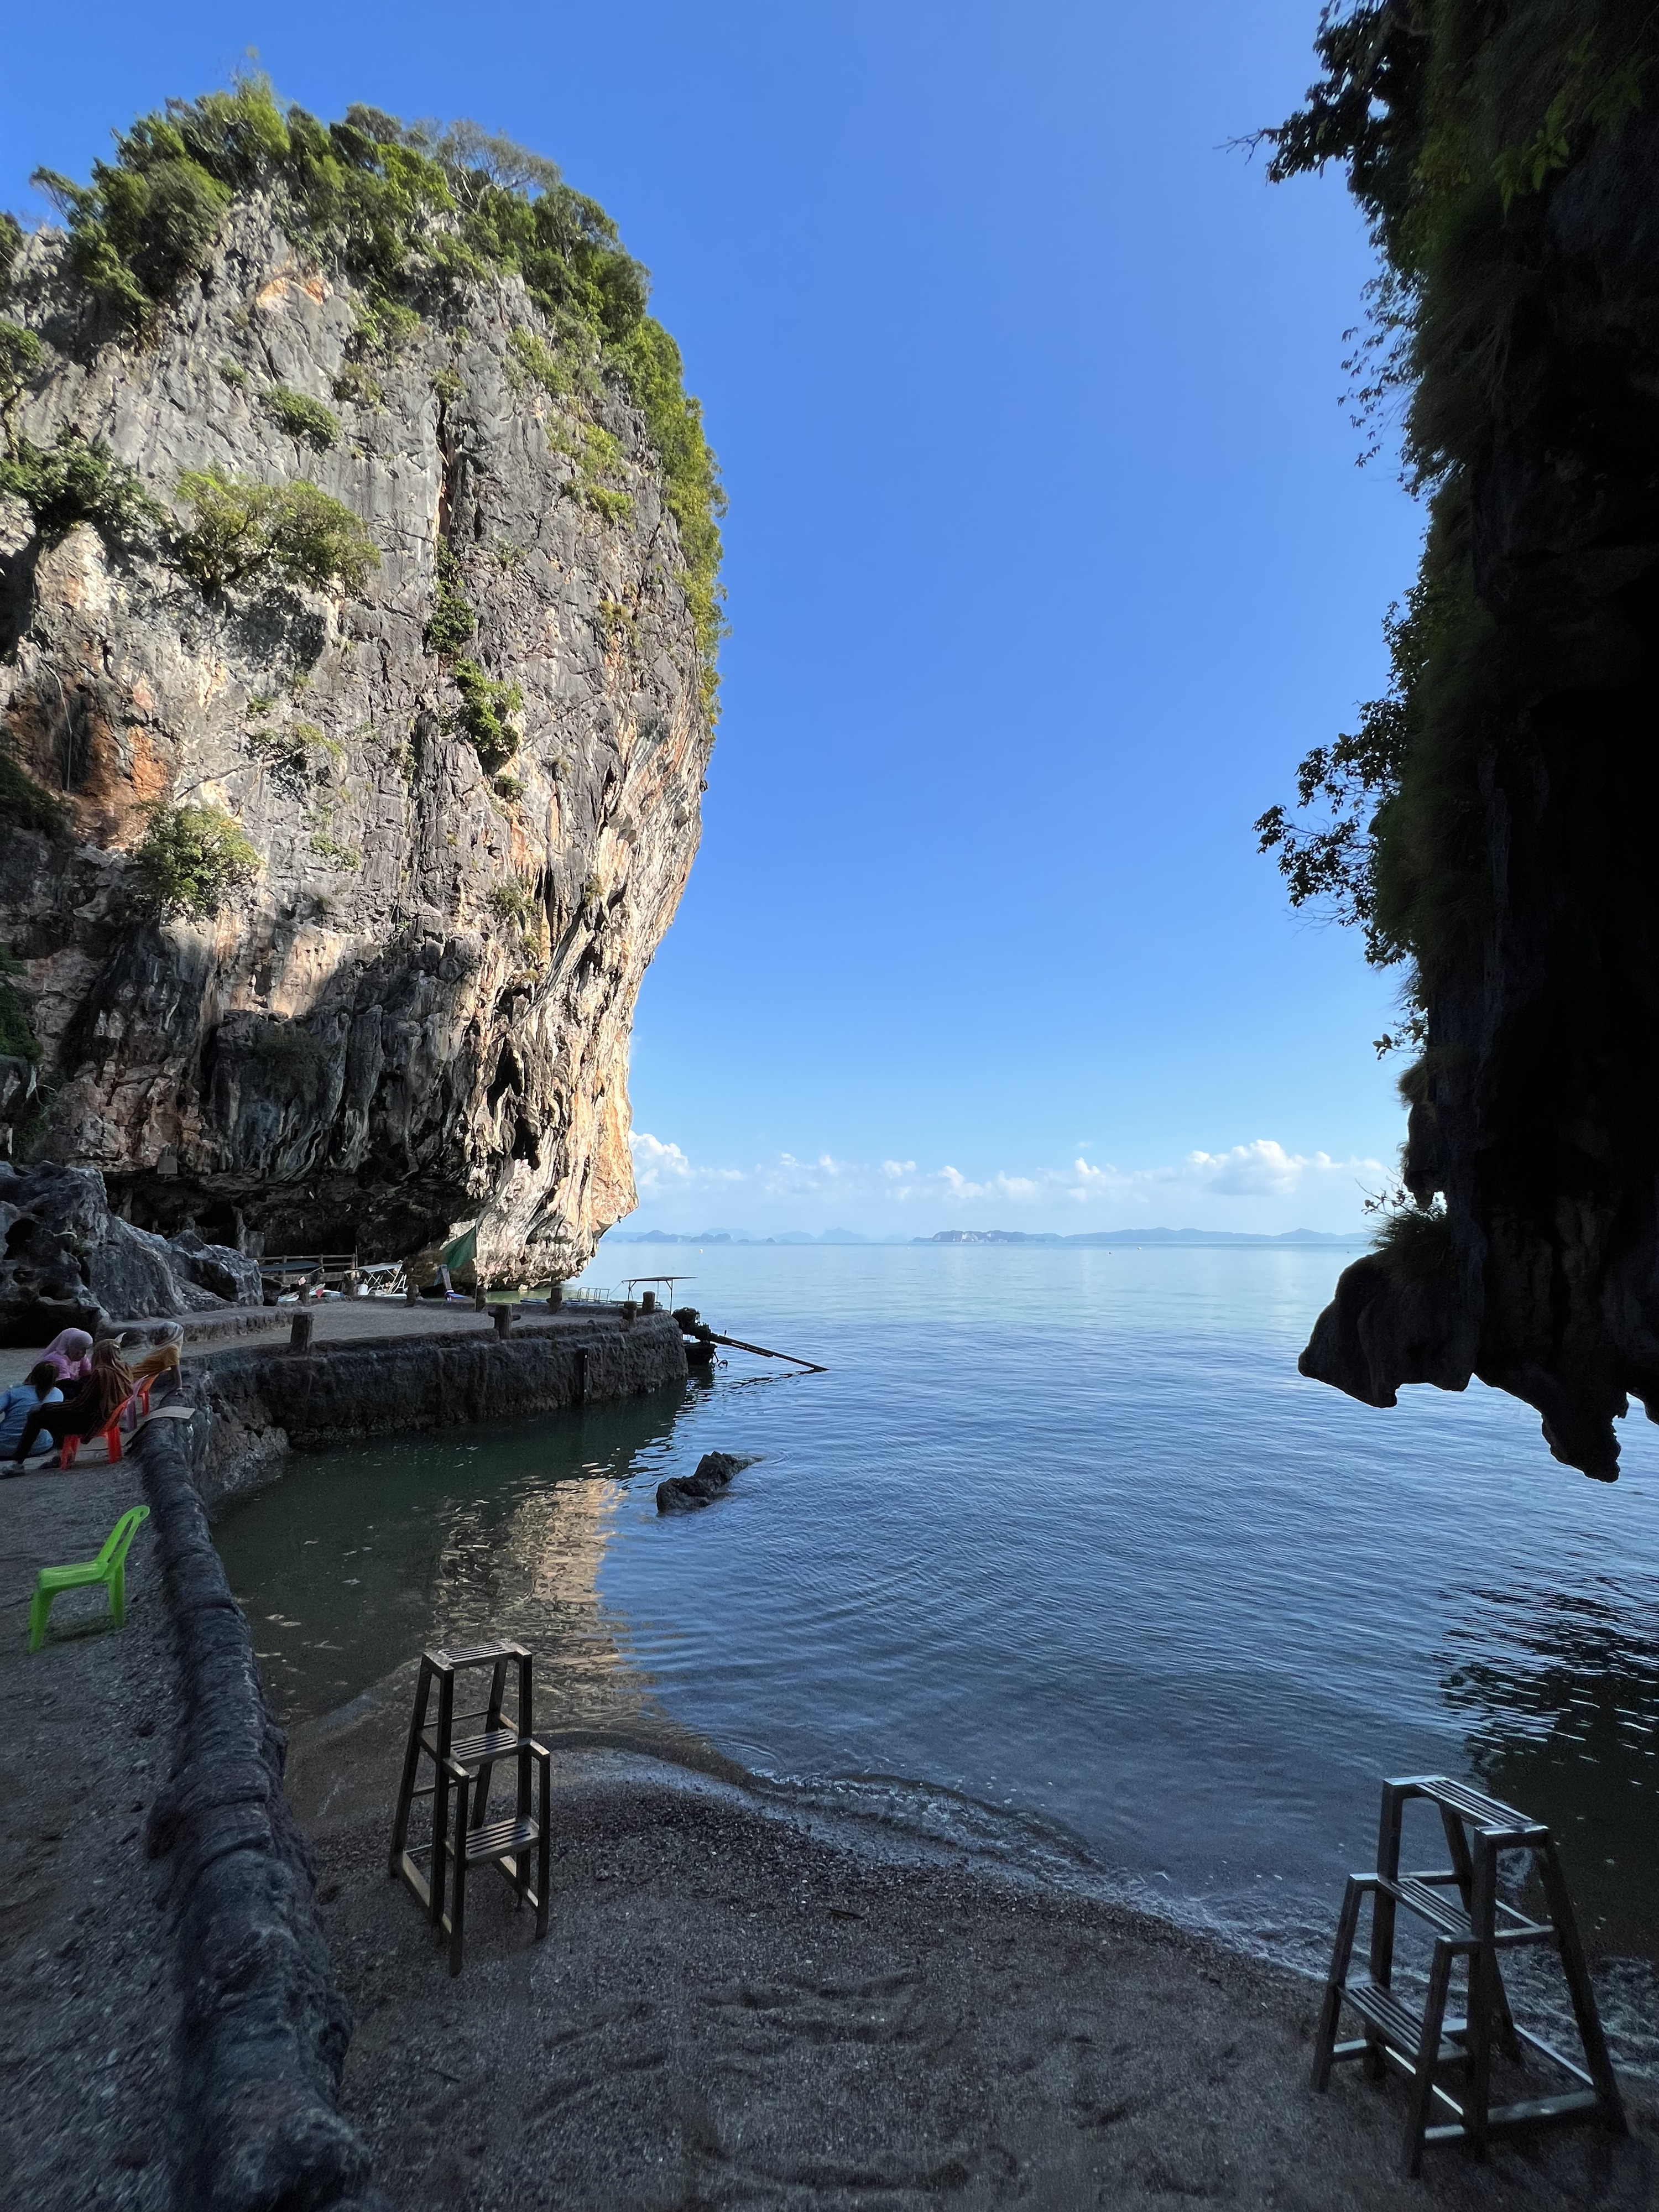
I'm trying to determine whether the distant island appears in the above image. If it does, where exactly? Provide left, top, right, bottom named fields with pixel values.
left=919, top=1228, right=1360, bottom=1246
left=606, top=1226, right=1364, bottom=1247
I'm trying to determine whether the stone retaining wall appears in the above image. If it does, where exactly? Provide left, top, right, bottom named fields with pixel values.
left=138, top=1414, right=390, bottom=2212
left=136, top=1306, right=686, bottom=2202
left=193, top=1310, right=687, bottom=1506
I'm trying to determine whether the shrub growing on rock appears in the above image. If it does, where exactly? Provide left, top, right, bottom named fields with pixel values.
left=0, top=427, right=160, bottom=546
left=33, top=148, right=232, bottom=320
left=0, top=320, right=44, bottom=406
left=174, top=468, right=378, bottom=595
left=452, top=658, right=520, bottom=770
left=262, top=383, right=340, bottom=450
left=489, top=878, right=536, bottom=928
left=507, top=324, right=564, bottom=399
left=425, top=542, right=476, bottom=654
left=331, top=359, right=384, bottom=407
left=133, top=802, right=260, bottom=916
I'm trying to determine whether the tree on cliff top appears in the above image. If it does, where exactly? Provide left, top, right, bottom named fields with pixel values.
left=21, top=77, right=724, bottom=692
left=1258, top=3, right=1659, bottom=1478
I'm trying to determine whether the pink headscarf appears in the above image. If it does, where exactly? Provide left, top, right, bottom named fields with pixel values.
left=40, top=1328, right=93, bottom=1380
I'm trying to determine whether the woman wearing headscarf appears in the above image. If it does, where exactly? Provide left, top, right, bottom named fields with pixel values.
left=126, top=1338, right=182, bottom=1410
left=39, top=1328, right=94, bottom=1382
left=126, top=1322, right=184, bottom=1391
left=7, top=1338, right=134, bottom=1466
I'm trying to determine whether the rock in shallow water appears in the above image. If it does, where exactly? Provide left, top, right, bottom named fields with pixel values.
left=656, top=1450, right=749, bottom=1514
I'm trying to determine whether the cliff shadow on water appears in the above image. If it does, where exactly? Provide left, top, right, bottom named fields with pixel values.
left=212, top=1379, right=714, bottom=1763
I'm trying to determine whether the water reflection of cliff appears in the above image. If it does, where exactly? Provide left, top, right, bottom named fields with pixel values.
left=431, top=1410, right=665, bottom=1740
left=1440, top=1580, right=1659, bottom=1963
left=220, top=1388, right=697, bottom=1735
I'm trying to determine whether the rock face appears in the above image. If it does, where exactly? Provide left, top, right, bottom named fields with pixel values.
left=0, top=1158, right=263, bottom=1341
left=0, top=196, right=710, bottom=1279
left=1298, top=108, right=1659, bottom=1482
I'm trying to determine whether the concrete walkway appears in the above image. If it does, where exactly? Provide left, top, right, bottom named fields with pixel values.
left=0, top=1295, right=630, bottom=1387
left=0, top=1454, right=178, bottom=2210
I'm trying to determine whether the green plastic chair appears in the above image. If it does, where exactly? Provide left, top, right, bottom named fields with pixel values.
left=28, top=1505, right=150, bottom=1652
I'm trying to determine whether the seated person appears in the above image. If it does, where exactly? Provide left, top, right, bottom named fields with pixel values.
left=126, top=1323, right=182, bottom=1395
left=8, top=1339, right=134, bottom=1465
left=40, top=1327, right=94, bottom=1383
left=0, top=1361, right=64, bottom=1457
left=129, top=1338, right=181, bottom=1387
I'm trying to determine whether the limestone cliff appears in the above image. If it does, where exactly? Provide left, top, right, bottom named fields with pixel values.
left=0, top=96, right=717, bottom=1283
left=1264, top=9, right=1659, bottom=1480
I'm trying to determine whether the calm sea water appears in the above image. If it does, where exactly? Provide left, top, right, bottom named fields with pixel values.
left=217, top=1244, right=1659, bottom=2053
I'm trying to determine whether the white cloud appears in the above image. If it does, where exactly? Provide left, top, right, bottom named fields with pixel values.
left=630, top=1131, right=742, bottom=1193
left=939, top=1165, right=1040, bottom=1204
left=630, top=1132, right=692, bottom=1186
left=625, top=1129, right=1384, bottom=1235
left=1063, top=1139, right=1381, bottom=1206
left=1183, top=1139, right=1343, bottom=1197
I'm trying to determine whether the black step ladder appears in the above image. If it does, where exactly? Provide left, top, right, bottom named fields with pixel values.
left=388, top=1641, right=552, bottom=1974
left=1311, top=1773, right=1625, bottom=2174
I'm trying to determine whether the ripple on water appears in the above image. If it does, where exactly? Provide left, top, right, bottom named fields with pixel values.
left=215, top=1244, right=1659, bottom=2069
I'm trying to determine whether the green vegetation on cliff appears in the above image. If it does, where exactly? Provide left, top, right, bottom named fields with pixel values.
left=1264, top=4, right=1659, bottom=1471
left=133, top=802, right=260, bottom=916
left=24, top=80, right=724, bottom=696
left=0, top=426, right=159, bottom=546
left=1256, top=1, right=1659, bottom=1028
left=173, top=468, right=378, bottom=594
left=451, top=659, right=523, bottom=773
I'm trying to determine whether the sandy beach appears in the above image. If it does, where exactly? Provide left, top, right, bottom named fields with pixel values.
left=288, top=1702, right=1657, bottom=2212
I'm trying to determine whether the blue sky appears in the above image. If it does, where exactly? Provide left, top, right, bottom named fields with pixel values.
left=4, top=2, right=1420, bottom=1237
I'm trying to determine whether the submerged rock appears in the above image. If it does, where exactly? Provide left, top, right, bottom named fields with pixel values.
left=656, top=1450, right=748, bottom=1514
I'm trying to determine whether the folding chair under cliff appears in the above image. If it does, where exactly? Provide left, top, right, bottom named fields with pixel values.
left=28, top=1504, right=150, bottom=1652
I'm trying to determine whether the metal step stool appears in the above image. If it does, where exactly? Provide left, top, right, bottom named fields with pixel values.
left=1311, top=1773, right=1625, bottom=2174
left=388, top=1640, right=551, bottom=1974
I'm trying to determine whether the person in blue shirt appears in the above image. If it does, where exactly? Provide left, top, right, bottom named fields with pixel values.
left=0, top=1362, right=64, bottom=1458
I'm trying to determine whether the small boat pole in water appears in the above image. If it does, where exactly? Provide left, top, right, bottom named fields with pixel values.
left=705, top=1331, right=826, bottom=1374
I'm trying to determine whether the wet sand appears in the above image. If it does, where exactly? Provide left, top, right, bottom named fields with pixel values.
left=291, top=1708, right=1657, bottom=2212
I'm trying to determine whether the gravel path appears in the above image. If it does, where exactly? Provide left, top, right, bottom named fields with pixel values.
left=0, top=1458, right=178, bottom=2210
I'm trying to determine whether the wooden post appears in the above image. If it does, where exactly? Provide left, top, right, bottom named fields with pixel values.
left=290, top=1311, right=314, bottom=1353
left=493, top=1304, right=512, bottom=1339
